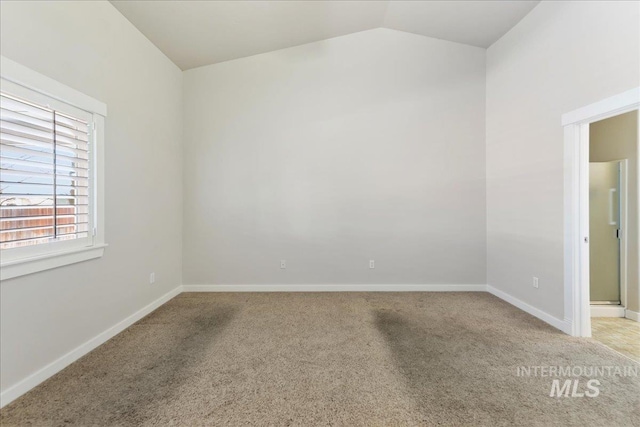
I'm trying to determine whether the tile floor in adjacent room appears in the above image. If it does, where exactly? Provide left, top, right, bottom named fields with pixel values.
left=591, top=317, right=640, bottom=362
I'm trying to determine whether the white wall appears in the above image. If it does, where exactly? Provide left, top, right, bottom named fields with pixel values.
left=183, top=28, right=486, bottom=286
left=0, top=1, right=183, bottom=394
left=590, top=111, right=639, bottom=312
left=5, top=0, right=636, bottom=404
left=486, top=1, right=640, bottom=319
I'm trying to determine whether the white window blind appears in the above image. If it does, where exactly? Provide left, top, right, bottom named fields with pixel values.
left=0, top=92, right=91, bottom=249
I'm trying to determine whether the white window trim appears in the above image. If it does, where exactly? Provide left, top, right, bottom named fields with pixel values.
left=0, top=56, right=107, bottom=281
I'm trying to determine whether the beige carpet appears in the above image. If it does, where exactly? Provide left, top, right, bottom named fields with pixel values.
left=1, top=292, right=639, bottom=426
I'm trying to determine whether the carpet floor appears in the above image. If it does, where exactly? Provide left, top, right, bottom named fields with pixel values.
left=1, top=292, right=639, bottom=426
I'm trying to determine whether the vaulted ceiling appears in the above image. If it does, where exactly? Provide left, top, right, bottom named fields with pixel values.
left=111, top=1, right=540, bottom=70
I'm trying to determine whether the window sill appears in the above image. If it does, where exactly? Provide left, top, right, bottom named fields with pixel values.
left=0, top=244, right=108, bottom=281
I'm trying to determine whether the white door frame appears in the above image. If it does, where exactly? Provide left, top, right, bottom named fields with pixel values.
left=620, top=159, right=629, bottom=310
left=562, top=87, right=639, bottom=337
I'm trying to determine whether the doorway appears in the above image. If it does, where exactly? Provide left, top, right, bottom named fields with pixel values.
left=587, top=111, right=639, bottom=362
left=562, top=87, right=639, bottom=341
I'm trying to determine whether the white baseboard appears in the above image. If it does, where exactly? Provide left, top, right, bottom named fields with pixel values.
left=2, top=282, right=580, bottom=408
left=182, top=284, right=487, bottom=292
left=0, top=285, right=183, bottom=408
left=626, top=309, right=640, bottom=322
left=486, top=285, right=572, bottom=334
left=591, top=305, right=626, bottom=318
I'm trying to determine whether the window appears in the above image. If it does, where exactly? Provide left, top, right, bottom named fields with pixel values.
left=1, top=92, right=92, bottom=249
left=0, top=57, right=106, bottom=280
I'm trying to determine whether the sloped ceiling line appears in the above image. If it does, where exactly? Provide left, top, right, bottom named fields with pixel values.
left=111, top=1, right=540, bottom=70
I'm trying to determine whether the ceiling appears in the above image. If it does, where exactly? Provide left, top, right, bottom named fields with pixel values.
left=111, top=1, right=540, bottom=71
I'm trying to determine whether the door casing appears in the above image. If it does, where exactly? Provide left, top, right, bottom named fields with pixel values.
left=562, top=87, right=639, bottom=337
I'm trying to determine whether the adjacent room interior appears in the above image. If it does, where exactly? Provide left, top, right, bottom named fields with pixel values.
left=589, top=111, right=640, bottom=361
left=0, top=1, right=638, bottom=425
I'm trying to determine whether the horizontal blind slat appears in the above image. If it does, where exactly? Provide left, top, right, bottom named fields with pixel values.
left=1, top=182, right=89, bottom=195
left=1, top=158, right=89, bottom=174
left=0, top=195, right=89, bottom=205
left=55, top=124, right=88, bottom=142
left=0, top=95, right=53, bottom=121
left=0, top=108, right=54, bottom=133
left=1, top=90, right=91, bottom=246
left=0, top=169, right=89, bottom=186
left=1, top=221, right=89, bottom=233
left=0, top=213, right=86, bottom=222
left=0, top=205, right=89, bottom=216
left=55, top=115, right=88, bottom=133
left=0, top=121, right=55, bottom=143
left=0, top=144, right=89, bottom=169
left=1, top=137, right=89, bottom=161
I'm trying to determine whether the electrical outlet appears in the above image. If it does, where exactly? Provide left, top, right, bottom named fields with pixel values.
left=369, top=260, right=375, bottom=269
left=150, top=272, right=155, bottom=284
left=533, top=276, right=539, bottom=289
left=280, top=260, right=286, bottom=269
